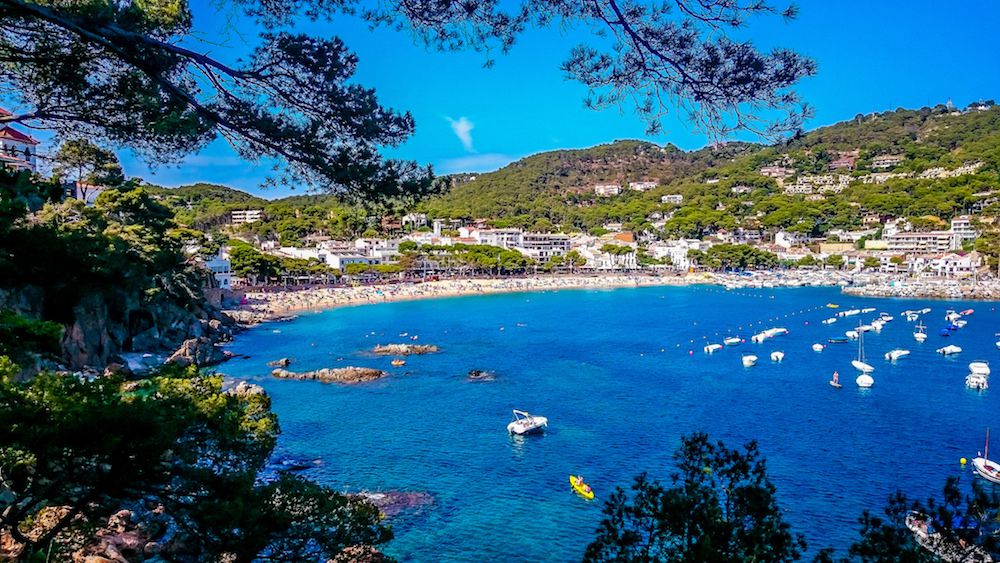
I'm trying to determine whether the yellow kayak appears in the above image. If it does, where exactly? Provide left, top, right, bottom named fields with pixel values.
left=826, top=303, right=839, bottom=308
left=570, top=475, right=594, bottom=500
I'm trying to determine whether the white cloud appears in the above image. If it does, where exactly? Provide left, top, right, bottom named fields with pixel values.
left=437, top=153, right=514, bottom=174
left=446, top=116, right=476, bottom=152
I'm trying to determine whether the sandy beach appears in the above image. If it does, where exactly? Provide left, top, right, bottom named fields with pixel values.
left=225, top=274, right=705, bottom=322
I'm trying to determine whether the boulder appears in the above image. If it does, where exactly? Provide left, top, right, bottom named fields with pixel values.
left=271, top=366, right=387, bottom=384
left=166, top=337, right=227, bottom=367
left=267, top=357, right=292, bottom=368
left=372, top=343, right=439, bottom=356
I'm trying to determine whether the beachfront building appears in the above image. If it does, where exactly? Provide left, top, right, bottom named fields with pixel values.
left=324, top=252, right=378, bottom=270
left=578, top=246, right=638, bottom=271
left=628, top=180, right=658, bottom=192
left=231, top=209, right=264, bottom=225
left=594, top=184, right=622, bottom=197
left=885, top=231, right=961, bottom=254
left=0, top=110, right=39, bottom=172
left=661, top=194, right=684, bottom=204
left=355, top=238, right=401, bottom=260
left=517, top=233, right=571, bottom=261
left=647, top=239, right=710, bottom=271
left=907, top=252, right=982, bottom=278
left=474, top=228, right=523, bottom=248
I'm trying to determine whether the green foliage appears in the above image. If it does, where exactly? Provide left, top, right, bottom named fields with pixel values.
left=600, top=243, right=635, bottom=256
left=0, top=365, right=390, bottom=560
left=863, top=256, right=881, bottom=269
left=51, top=139, right=125, bottom=188
left=585, top=433, right=805, bottom=562
left=0, top=311, right=62, bottom=361
left=698, top=244, right=779, bottom=271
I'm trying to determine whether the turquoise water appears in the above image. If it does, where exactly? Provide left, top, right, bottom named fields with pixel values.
left=220, top=285, right=1000, bottom=561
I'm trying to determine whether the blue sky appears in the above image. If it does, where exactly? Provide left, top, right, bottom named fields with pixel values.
left=121, top=1, right=1000, bottom=197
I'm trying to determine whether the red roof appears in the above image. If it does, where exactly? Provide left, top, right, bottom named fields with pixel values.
left=0, top=126, right=39, bottom=145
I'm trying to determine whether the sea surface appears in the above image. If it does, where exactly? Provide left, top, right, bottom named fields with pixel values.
left=220, top=285, right=1000, bottom=561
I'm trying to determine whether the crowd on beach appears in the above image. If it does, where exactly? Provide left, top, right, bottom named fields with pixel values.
left=223, top=270, right=1000, bottom=324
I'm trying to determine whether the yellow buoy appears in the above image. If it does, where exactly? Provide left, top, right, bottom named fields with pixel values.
left=961, top=457, right=968, bottom=466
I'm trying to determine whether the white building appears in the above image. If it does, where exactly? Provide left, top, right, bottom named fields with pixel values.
left=474, top=228, right=523, bottom=248
left=205, top=252, right=232, bottom=289
left=517, top=233, right=571, bottom=260
left=759, top=165, right=794, bottom=178
left=0, top=111, right=39, bottom=172
left=647, top=239, right=710, bottom=271
left=355, top=238, right=401, bottom=260
left=908, top=252, right=982, bottom=278
left=885, top=231, right=961, bottom=253
left=324, top=252, right=378, bottom=270
left=401, top=213, right=428, bottom=229
left=730, top=185, right=754, bottom=194
left=661, top=194, right=684, bottom=205
left=783, top=183, right=813, bottom=195
left=231, top=209, right=264, bottom=225
left=871, top=155, right=905, bottom=170
left=628, top=180, right=658, bottom=192
left=594, top=184, right=622, bottom=197
left=950, top=215, right=977, bottom=242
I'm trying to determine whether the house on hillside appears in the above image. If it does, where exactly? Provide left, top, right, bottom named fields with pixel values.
left=231, top=209, right=264, bottom=225
left=0, top=109, right=39, bottom=172
left=871, top=155, right=905, bottom=169
left=628, top=180, right=658, bottom=192
left=594, top=184, right=621, bottom=197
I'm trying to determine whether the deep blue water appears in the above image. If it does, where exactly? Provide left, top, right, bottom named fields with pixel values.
left=220, top=285, right=1000, bottom=561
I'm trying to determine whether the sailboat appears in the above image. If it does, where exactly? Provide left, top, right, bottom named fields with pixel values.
left=852, top=323, right=875, bottom=374
left=914, top=322, right=927, bottom=343
left=972, top=429, right=1000, bottom=485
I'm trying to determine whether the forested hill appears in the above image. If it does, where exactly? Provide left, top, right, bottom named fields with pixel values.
left=421, top=140, right=760, bottom=219
left=145, top=183, right=268, bottom=228
left=421, top=103, right=1000, bottom=231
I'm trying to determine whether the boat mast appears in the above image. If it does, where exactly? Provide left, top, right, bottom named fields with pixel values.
left=987, top=428, right=991, bottom=461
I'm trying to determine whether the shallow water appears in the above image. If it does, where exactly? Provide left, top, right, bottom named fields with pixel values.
left=221, top=285, right=1000, bottom=561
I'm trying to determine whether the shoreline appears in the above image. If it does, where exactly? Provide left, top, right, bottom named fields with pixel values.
left=224, top=272, right=1000, bottom=325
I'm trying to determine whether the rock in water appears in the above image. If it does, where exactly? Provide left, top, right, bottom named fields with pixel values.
left=166, top=337, right=227, bottom=367
left=267, top=357, right=292, bottom=368
left=372, top=343, right=439, bottom=356
left=271, top=367, right=387, bottom=384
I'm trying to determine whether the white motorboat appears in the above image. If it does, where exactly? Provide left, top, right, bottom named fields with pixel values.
left=920, top=308, right=931, bottom=314
left=742, top=354, right=758, bottom=367
left=967, top=373, right=989, bottom=390
left=995, top=332, right=1000, bottom=349
left=822, top=317, right=837, bottom=325
left=884, top=349, right=910, bottom=361
left=945, top=310, right=961, bottom=323
left=764, top=327, right=789, bottom=337
left=969, top=361, right=990, bottom=376
left=812, top=343, right=825, bottom=352
left=751, top=332, right=768, bottom=343
left=857, top=324, right=874, bottom=333
left=839, top=309, right=861, bottom=317
left=723, top=336, right=742, bottom=346
left=914, top=323, right=927, bottom=342
left=704, top=343, right=723, bottom=354
left=770, top=351, right=784, bottom=362
left=845, top=330, right=859, bottom=340
left=936, top=345, right=962, bottom=355
left=905, top=312, right=919, bottom=322
left=856, top=373, right=874, bottom=388
left=879, top=313, right=893, bottom=322
left=507, top=410, right=548, bottom=435
left=852, top=324, right=875, bottom=373
left=973, top=430, right=1000, bottom=485
left=954, top=319, right=968, bottom=328
left=870, top=320, right=884, bottom=332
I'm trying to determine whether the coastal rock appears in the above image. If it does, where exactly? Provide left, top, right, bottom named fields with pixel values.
left=227, top=381, right=267, bottom=397
left=271, top=366, right=387, bottom=384
left=353, top=491, right=434, bottom=518
left=166, top=337, right=227, bottom=367
left=267, top=357, right=292, bottom=368
left=329, top=545, right=389, bottom=563
left=372, top=343, right=439, bottom=356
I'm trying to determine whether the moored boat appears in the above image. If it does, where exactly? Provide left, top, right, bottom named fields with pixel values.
left=969, top=361, right=990, bottom=376
left=861, top=307, right=876, bottom=314
left=507, top=410, right=548, bottom=435
left=856, top=373, right=874, bottom=388
left=812, top=343, right=825, bottom=352
left=852, top=324, right=874, bottom=373
left=967, top=373, right=989, bottom=390
left=827, top=337, right=849, bottom=344
left=937, top=345, right=962, bottom=355
left=704, top=343, right=723, bottom=354
left=973, top=430, right=1000, bottom=486
left=742, top=354, right=758, bottom=367
left=884, top=349, right=910, bottom=361
left=914, top=322, right=927, bottom=342
left=770, top=351, right=784, bottom=362
left=845, top=330, right=859, bottom=340
left=822, top=317, right=837, bottom=325
left=723, top=336, right=742, bottom=346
